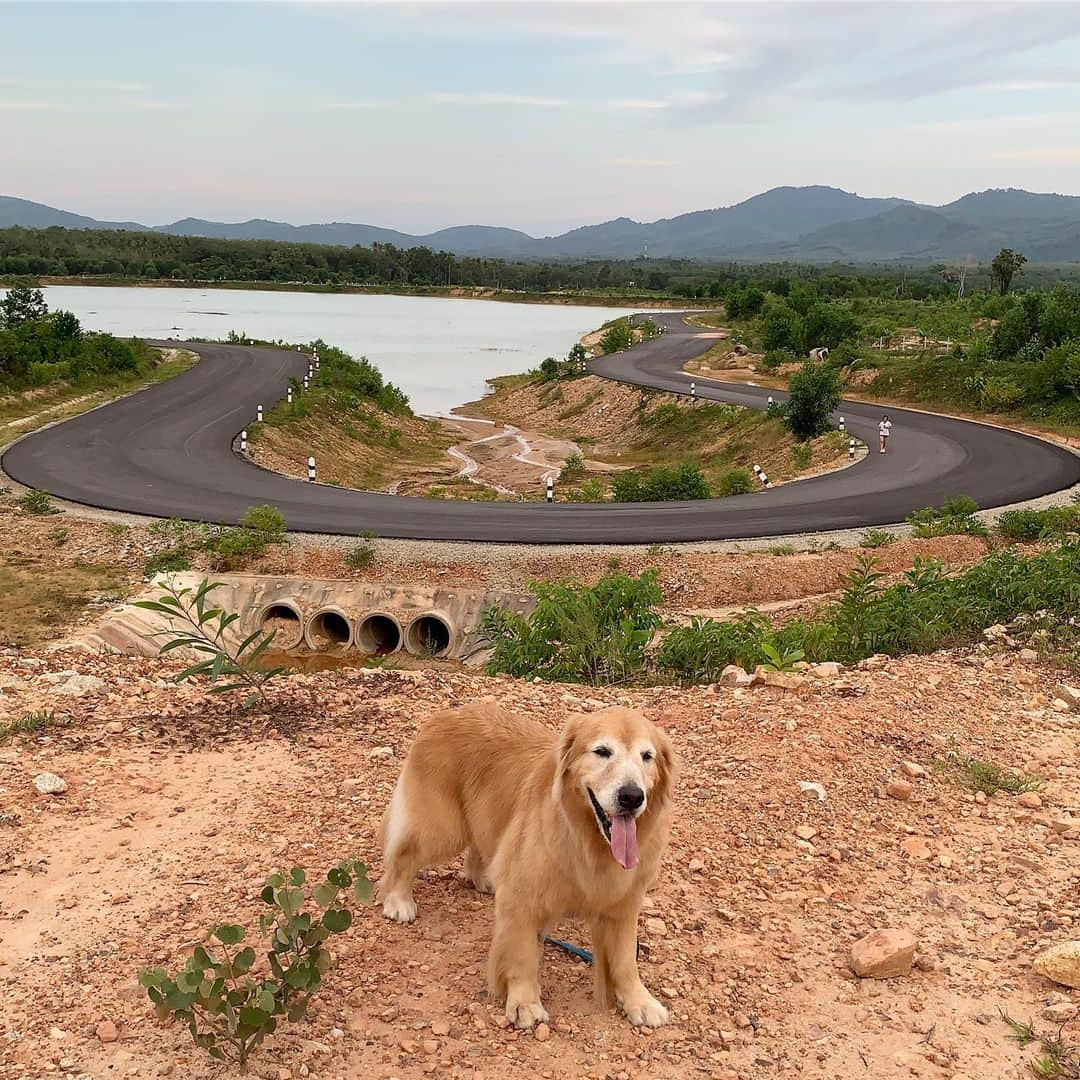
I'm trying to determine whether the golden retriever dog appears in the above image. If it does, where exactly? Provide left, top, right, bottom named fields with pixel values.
left=379, top=702, right=676, bottom=1030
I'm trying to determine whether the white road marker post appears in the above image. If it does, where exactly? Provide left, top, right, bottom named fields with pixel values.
left=240, top=429, right=247, bottom=454
left=838, top=415, right=845, bottom=432
left=767, top=395, right=774, bottom=409
left=690, top=381, right=697, bottom=405
left=849, top=438, right=856, bottom=460
left=307, top=456, right=316, bottom=483
left=303, top=375, right=310, bottom=391
left=287, top=385, right=293, bottom=405
left=256, top=404, right=263, bottom=423
left=546, top=476, right=554, bottom=504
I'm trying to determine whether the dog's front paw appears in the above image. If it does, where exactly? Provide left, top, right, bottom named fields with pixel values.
left=381, top=894, right=418, bottom=923
left=505, top=997, right=549, bottom=1030
left=621, top=991, right=668, bottom=1028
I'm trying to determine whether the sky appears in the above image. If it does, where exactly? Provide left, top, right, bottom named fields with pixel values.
left=3, top=1, right=1080, bottom=235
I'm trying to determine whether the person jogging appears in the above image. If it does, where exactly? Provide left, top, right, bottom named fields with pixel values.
left=879, top=415, right=892, bottom=454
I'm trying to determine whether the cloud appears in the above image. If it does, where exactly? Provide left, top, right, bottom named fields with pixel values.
left=0, top=101, right=70, bottom=111
left=604, top=99, right=671, bottom=111
left=985, top=146, right=1080, bottom=163
left=320, top=101, right=382, bottom=110
left=429, top=92, right=569, bottom=107
left=609, top=157, right=678, bottom=168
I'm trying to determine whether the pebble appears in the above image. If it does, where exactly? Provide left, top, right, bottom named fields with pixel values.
left=644, top=917, right=668, bottom=937
left=95, top=1020, right=118, bottom=1043
left=534, top=1023, right=551, bottom=1042
left=1018, top=792, right=1042, bottom=809
left=900, top=760, right=927, bottom=779
left=430, top=1019, right=450, bottom=1037
left=1034, top=940, right=1080, bottom=989
left=794, top=825, right=818, bottom=841
left=886, top=779, right=913, bottom=801
left=797, top=781, right=826, bottom=801
left=33, top=772, right=67, bottom=795
left=850, top=928, right=917, bottom=979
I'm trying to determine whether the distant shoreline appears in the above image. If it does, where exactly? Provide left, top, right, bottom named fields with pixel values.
left=8, top=276, right=717, bottom=311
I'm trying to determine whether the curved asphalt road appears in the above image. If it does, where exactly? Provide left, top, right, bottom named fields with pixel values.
left=3, top=315, right=1078, bottom=543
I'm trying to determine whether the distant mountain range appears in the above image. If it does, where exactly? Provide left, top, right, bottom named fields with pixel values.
left=4, top=186, right=1080, bottom=263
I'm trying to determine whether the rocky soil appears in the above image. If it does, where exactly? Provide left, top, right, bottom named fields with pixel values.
left=1, top=642, right=1078, bottom=1079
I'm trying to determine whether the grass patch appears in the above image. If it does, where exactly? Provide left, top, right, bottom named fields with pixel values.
left=21, top=488, right=59, bottom=515
left=0, top=710, right=62, bottom=742
left=957, top=756, right=1044, bottom=796
left=0, top=555, right=130, bottom=647
left=860, top=529, right=899, bottom=548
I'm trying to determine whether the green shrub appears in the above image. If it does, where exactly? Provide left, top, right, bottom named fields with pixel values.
left=907, top=495, right=988, bottom=538
left=655, top=539, right=1080, bottom=682
left=783, top=361, right=843, bottom=439
left=144, top=547, right=192, bottom=576
left=21, top=488, right=59, bottom=515
left=998, top=504, right=1080, bottom=540
left=240, top=504, right=287, bottom=542
left=46, top=525, right=69, bottom=547
left=791, top=442, right=813, bottom=470
left=600, top=319, right=633, bottom=354
left=139, top=859, right=372, bottom=1071
left=558, top=452, right=587, bottom=482
left=859, top=529, right=898, bottom=549
left=563, top=477, right=608, bottom=503
left=481, top=570, right=663, bottom=684
left=611, top=462, right=710, bottom=502
left=716, top=468, right=755, bottom=497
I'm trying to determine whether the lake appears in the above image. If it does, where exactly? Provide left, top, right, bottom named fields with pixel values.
left=34, top=286, right=641, bottom=415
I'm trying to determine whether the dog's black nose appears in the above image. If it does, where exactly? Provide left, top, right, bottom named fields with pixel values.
left=617, top=784, right=645, bottom=812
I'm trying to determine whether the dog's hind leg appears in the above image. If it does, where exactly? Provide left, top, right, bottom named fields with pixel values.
left=379, top=774, right=466, bottom=923
left=463, top=847, right=494, bottom=895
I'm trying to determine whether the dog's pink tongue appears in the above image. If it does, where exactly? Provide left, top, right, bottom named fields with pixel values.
left=610, top=815, right=638, bottom=870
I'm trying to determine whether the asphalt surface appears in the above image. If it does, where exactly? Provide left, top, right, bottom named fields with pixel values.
left=3, top=315, right=1079, bottom=543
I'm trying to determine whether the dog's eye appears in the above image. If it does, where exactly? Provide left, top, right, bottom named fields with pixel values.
left=641, top=750, right=654, bottom=762
left=593, top=746, right=612, bottom=758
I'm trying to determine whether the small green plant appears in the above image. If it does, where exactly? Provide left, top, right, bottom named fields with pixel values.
left=758, top=640, right=805, bottom=673
left=1000, top=1011, right=1079, bottom=1079
left=134, top=579, right=285, bottom=707
left=791, top=442, right=813, bottom=470
left=106, top=523, right=129, bottom=537
left=22, top=488, right=59, bottom=515
left=144, top=547, right=192, bottom=576
left=860, top=529, right=898, bottom=549
left=0, top=710, right=60, bottom=742
left=768, top=543, right=797, bottom=556
left=998, top=505, right=1080, bottom=541
left=558, top=452, right=587, bottom=482
left=958, top=756, right=1044, bottom=796
left=563, top=476, right=607, bottom=503
left=139, top=859, right=372, bottom=1072
left=46, top=525, right=69, bottom=547
left=345, top=531, right=377, bottom=570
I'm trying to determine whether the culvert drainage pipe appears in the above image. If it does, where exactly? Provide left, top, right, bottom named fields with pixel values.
left=258, top=602, right=305, bottom=650
left=355, top=612, right=403, bottom=655
left=305, top=608, right=352, bottom=651
left=404, top=613, right=453, bottom=658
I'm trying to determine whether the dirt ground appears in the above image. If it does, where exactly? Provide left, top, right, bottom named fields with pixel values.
left=0, top=643, right=1077, bottom=1080
left=0, top=495, right=993, bottom=650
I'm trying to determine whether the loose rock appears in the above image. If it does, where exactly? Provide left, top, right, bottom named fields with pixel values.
left=850, top=929, right=917, bottom=979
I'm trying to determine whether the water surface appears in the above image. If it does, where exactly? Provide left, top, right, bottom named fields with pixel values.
left=36, top=286, right=640, bottom=414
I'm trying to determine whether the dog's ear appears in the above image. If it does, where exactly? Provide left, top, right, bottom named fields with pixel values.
left=649, top=720, right=677, bottom=809
left=552, top=713, right=585, bottom=799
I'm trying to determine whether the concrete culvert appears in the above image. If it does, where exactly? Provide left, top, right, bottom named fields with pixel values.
left=305, top=608, right=352, bottom=652
left=258, top=602, right=304, bottom=650
left=405, top=613, right=452, bottom=658
left=355, top=612, right=402, bottom=655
